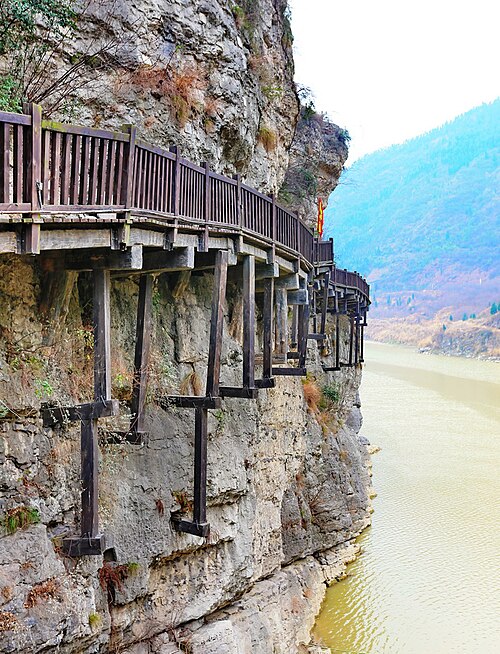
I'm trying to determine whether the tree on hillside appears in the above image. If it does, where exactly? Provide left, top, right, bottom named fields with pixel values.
left=491, top=302, right=498, bottom=315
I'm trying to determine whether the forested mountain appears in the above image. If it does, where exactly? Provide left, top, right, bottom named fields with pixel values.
left=325, top=100, right=500, bottom=320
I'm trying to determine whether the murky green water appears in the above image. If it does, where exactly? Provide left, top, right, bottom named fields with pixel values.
left=314, top=342, right=500, bottom=654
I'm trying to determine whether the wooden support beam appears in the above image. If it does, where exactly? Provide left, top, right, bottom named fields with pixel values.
left=354, top=315, right=360, bottom=366
left=335, top=313, right=341, bottom=370
left=348, top=316, right=354, bottom=367
left=141, top=247, right=195, bottom=273
left=40, top=229, right=112, bottom=251
left=298, top=298, right=310, bottom=368
left=80, top=418, right=99, bottom=537
left=130, top=274, right=153, bottom=441
left=261, top=277, right=274, bottom=381
left=275, top=274, right=299, bottom=291
left=206, top=250, right=228, bottom=397
left=195, top=249, right=238, bottom=270
left=158, top=396, right=222, bottom=410
left=93, top=270, right=111, bottom=401
left=308, top=333, right=326, bottom=341
left=255, top=262, right=279, bottom=279
left=46, top=245, right=143, bottom=271
left=360, top=324, right=365, bottom=362
left=243, top=255, right=255, bottom=389
left=60, top=533, right=112, bottom=557
left=312, top=284, right=317, bottom=333
left=172, top=519, right=210, bottom=538
left=219, top=386, right=259, bottom=399
left=41, top=399, right=119, bottom=427
left=290, top=305, right=298, bottom=348
left=275, top=287, right=288, bottom=358
left=287, top=289, right=308, bottom=305
left=320, top=270, right=330, bottom=335
left=193, top=407, right=208, bottom=525
left=254, top=378, right=275, bottom=389
left=21, top=222, right=41, bottom=255
left=272, top=367, right=307, bottom=376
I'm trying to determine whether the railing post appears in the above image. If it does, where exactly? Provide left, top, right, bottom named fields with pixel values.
left=295, top=210, right=300, bottom=253
left=22, top=103, right=42, bottom=254
left=201, top=162, right=210, bottom=252
left=271, top=194, right=276, bottom=242
left=170, top=145, right=181, bottom=216
left=234, top=174, right=242, bottom=228
left=120, top=124, right=137, bottom=212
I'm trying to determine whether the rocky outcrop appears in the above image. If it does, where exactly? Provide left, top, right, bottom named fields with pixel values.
left=57, top=0, right=299, bottom=194
left=279, top=109, right=349, bottom=227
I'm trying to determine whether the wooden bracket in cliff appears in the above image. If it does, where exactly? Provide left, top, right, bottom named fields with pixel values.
left=171, top=250, right=228, bottom=538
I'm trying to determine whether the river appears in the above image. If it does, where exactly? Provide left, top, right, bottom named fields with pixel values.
left=313, top=342, right=500, bottom=654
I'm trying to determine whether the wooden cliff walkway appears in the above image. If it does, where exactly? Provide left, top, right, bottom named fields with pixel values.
left=0, top=104, right=369, bottom=554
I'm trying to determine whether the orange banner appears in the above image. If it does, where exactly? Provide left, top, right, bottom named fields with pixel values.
left=317, top=198, right=324, bottom=238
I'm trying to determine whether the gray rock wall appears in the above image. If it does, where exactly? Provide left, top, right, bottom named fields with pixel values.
left=51, top=0, right=298, bottom=195
left=0, top=257, right=372, bottom=653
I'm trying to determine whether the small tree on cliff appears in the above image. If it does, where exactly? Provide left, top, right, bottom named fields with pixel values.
left=490, top=302, right=498, bottom=315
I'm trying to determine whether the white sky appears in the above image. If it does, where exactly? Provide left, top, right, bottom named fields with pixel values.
left=289, top=0, right=500, bottom=162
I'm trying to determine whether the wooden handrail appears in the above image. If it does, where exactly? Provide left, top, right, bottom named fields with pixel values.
left=0, top=104, right=369, bottom=302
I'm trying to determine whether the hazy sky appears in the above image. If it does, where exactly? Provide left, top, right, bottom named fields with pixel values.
left=289, top=0, right=500, bottom=162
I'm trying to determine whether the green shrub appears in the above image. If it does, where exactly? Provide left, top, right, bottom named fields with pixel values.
left=2, top=506, right=40, bottom=535
left=322, top=384, right=340, bottom=404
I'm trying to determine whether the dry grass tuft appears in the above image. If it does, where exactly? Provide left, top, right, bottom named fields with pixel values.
left=130, top=64, right=207, bottom=128
left=0, top=611, right=18, bottom=633
left=179, top=370, right=203, bottom=396
left=25, top=578, right=60, bottom=608
left=257, top=125, right=277, bottom=152
left=302, top=379, right=321, bottom=413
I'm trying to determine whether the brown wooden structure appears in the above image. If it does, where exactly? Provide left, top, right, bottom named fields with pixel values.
left=0, top=105, right=369, bottom=553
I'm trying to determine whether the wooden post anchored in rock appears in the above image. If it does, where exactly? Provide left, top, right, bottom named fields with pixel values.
left=82, top=270, right=110, bottom=541
left=129, top=273, right=154, bottom=443
left=56, top=269, right=115, bottom=556
left=206, top=250, right=228, bottom=397
left=172, top=251, right=228, bottom=538
left=243, top=254, right=255, bottom=389
left=297, top=292, right=310, bottom=369
left=220, top=254, right=258, bottom=398
left=335, top=313, right=341, bottom=369
left=193, top=407, right=208, bottom=526
left=320, top=270, right=330, bottom=336
left=275, top=287, right=288, bottom=359
left=260, top=277, right=274, bottom=385
left=354, top=313, right=360, bottom=366
left=348, top=315, right=354, bottom=367
left=360, top=321, right=365, bottom=363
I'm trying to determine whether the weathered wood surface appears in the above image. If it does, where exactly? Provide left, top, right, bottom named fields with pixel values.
left=0, top=106, right=370, bottom=305
left=206, top=250, right=228, bottom=397
left=130, top=274, right=153, bottom=437
left=93, top=270, right=112, bottom=401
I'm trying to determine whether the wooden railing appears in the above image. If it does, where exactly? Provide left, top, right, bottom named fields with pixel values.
left=0, top=105, right=369, bottom=300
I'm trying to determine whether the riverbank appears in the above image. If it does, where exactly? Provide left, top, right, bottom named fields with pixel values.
left=366, top=310, right=500, bottom=360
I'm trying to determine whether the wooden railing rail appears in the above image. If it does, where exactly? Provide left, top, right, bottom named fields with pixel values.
left=0, top=105, right=369, bottom=303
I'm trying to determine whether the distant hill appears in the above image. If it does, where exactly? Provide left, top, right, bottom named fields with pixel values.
left=325, top=100, right=500, bottom=324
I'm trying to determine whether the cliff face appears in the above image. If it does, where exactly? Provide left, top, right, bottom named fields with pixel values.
left=0, top=3, right=371, bottom=653
left=64, top=0, right=299, bottom=193
left=0, top=259, right=372, bottom=653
